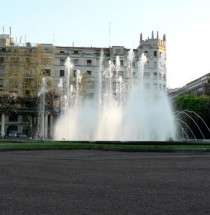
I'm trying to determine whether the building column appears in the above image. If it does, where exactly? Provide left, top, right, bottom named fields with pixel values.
left=50, top=114, right=53, bottom=139
left=44, top=114, right=48, bottom=139
left=1, top=113, right=5, bottom=138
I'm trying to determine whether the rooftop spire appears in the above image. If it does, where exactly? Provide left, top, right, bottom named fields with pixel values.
left=140, top=33, right=143, bottom=41
left=163, top=34, right=166, bottom=41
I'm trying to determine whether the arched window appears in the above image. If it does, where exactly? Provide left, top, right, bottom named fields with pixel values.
left=154, top=62, right=157, bottom=68
left=144, top=51, right=148, bottom=57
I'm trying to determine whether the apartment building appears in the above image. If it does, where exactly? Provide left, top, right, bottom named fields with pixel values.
left=169, top=73, right=210, bottom=100
left=0, top=31, right=167, bottom=138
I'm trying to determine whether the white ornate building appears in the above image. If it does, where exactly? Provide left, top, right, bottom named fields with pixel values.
left=0, top=31, right=167, bottom=138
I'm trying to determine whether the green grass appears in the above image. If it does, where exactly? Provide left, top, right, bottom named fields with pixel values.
left=0, top=141, right=210, bottom=149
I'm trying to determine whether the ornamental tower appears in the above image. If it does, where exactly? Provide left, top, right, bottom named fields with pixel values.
left=138, top=31, right=167, bottom=91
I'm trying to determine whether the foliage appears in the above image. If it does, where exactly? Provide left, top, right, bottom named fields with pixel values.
left=174, top=94, right=210, bottom=116
left=0, top=94, right=38, bottom=113
left=174, top=94, right=210, bottom=139
left=2, top=45, right=55, bottom=97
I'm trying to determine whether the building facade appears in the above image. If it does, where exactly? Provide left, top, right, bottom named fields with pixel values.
left=169, top=73, right=210, bottom=100
left=0, top=31, right=167, bottom=138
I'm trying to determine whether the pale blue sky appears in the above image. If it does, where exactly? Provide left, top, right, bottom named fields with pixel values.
left=1, top=0, right=210, bottom=88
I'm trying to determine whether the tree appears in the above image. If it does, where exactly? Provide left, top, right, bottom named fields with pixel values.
left=2, top=45, right=55, bottom=97
left=0, top=44, right=56, bottom=137
left=174, top=94, right=210, bottom=139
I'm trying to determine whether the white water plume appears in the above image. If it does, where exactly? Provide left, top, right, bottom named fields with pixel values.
left=54, top=50, right=176, bottom=141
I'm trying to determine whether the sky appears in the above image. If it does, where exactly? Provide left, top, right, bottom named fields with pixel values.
left=1, top=0, right=210, bottom=88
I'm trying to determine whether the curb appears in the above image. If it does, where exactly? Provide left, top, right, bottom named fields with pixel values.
left=0, top=146, right=210, bottom=152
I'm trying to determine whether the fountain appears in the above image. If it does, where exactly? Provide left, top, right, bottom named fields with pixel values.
left=54, top=50, right=176, bottom=141
left=175, top=110, right=210, bottom=140
left=37, top=77, right=47, bottom=140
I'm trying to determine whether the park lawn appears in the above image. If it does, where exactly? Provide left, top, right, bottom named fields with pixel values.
left=0, top=142, right=210, bottom=149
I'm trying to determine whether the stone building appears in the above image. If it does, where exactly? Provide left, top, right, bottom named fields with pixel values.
left=169, top=73, right=210, bottom=100
left=0, top=31, right=167, bottom=138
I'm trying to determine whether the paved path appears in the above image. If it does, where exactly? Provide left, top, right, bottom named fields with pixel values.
left=0, top=150, right=210, bottom=215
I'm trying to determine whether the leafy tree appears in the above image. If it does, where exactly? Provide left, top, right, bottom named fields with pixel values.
left=174, top=94, right=210, bottom=139
left=2, top=45, right=55, bottom=97
left=0, top=45, right=56, bottom=137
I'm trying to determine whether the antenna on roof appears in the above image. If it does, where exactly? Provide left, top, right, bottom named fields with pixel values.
left=53, top=33, right=55, bottom=45
left=25, top=34, right=26, bottom=43
left=2, top=26, right=4, bottom=36
left=109, top=22, right=111, bottom=47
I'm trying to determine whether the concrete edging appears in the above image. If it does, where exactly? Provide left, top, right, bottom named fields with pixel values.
left=0, top=145, right=210, bottom=152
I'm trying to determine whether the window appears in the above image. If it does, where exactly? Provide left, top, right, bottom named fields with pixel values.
left=154, top=62, right=157, bottom=68
left=22, top=126, right=29, bottom=136
left=0, top=79, right=3, bottom=87
left=25, top=57, right=30, bottom=63
left=9, top=115, right=18, bottom=122
left=113, top=82, right=116, bottom=89
left=119, top=71, right=123, bottom=78
left=22, top=115, right=28, bottom=122
left=73, top=70, right=77, bottom=77
left=45, top=69, right=51, bottom=76
left=60, top=59, right=65, bottom=66
left=102, top=82, right=105, bottom=89
left=144, top=72, right=150, bottom=77
left=60, top=51, right=65, bottom=54
left=8, top=125, right=18, bottom=132
left=153, top=72, right=157, bottom=77
left=144, top=51, right=148, bottom=57
left=24, top=78, right=32, bottom=87
left=86, top=93, right=94, bottom=99
left=1, top=48, right=6, bottom=52
left=85, top=52, right=93, bottom=56
left=154, top=51, right=157, bottom=57
left=144, top=83, right=150, bottom=89
left=115, top=49, right=121, bottom=55
left=74, top=51, right=79, bottom=54
left=87, top=71, right=92, bottom=76
left=120, top=60, right=123, bottom=66
left=0, top=68, right=3, bottom=75
left=41, top=58, right=51, bottom=65
left=87, top=60, right=92, bottom=66
left=0, top=57, right=4, bottom=63
left=88, top=82, right=94, bottom=89
left=73, top=59, right=79, bottom=66
left=24, top=90, right=30, bottom=96
left=60, top=70, right=64, bottom=77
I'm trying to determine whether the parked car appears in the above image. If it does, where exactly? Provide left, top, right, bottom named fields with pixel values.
left=8, top=131, right=27, bottom=138
left=17, top=133, right=27, bottom=138
left=8, top=131, right=18, bottom=137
